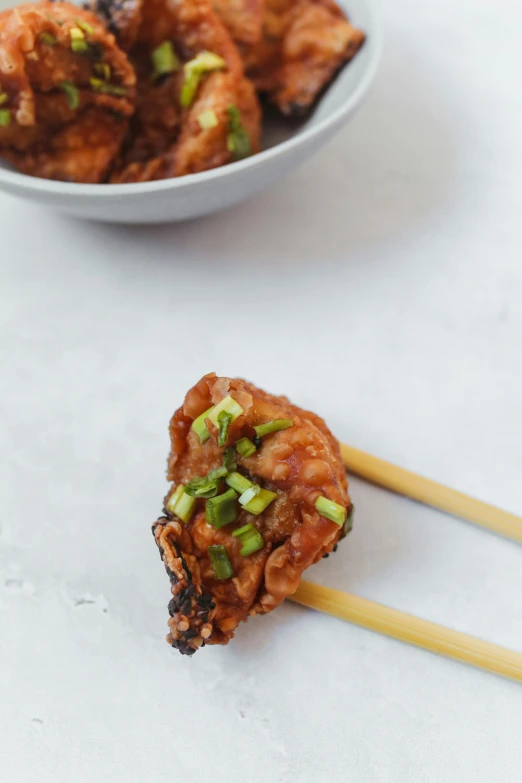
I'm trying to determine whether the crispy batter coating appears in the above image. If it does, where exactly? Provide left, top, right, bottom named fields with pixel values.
left=88, top=0, right=143, bottom=51
left=211, top=0, right=263, bottom=47
left=107, top=0, right=261, bottom=182
left=0, top=2, right=135, bottom=182
left=138, top=0, right=242, bottom=71
left=173, top=71, right=260, bottom=176
left=243, top=0, right=365, bottom=115
left=108, top=48, right=182, bottom=182
left=153, top=374, right=352, bottom=655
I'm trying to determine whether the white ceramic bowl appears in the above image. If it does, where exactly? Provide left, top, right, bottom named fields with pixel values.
left=0, top=0, right=381, bottom=222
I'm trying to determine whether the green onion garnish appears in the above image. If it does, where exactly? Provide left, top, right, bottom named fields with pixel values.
left=340, top=504, right=354, bottom=539
left=185, top=466, right=227, bottom=498
left=236, top=437, right=256, bottom=458
left=205, top=488, right=238, bottom=529
left=94, top=62, right=111, bottom=80
left=232, top=522, right=264, bottom=556
left=231, top=523, right=253, bottom=537
left=225, top=471, right=253, bottom=495
left=39, top=32, right=57, bottom=46
left=227, top=105, right=252, bottom=161
left=0, top=108, right=11, bottom=126
left=180, top=71, right=199, bottom=110
left=191, top=406, right=214, bottom=444
left=315, top=496, right=347, bottom=526
left=208, top=544, right=234, bottom=579
left=174, top=490, right=196, bottom=523
left=197, top=109, right=218, bottom=130
left=151, top=40, right=180, bottom=79
left=89, top=78, right=128, bottom=96
left=217, top=410, right=233, bottom=447
left=241, top=488, right=277, bottom=515
left=70, top=27, right=89, bottom=53
left=208, top=395, right=244, bottom=431
left=166, top=484, right=185, bottom=515
left=75, top=18, right=94, bottom=36
left=60, top=81, right=80, bottom=110
left=223, top=446, right=237, bottom=473
left=254, top=419, right=294, bottom=439
left=238, top=485, right=260, bottom=506
left=180, top=50, right=226, bottom=108
left=0, top=93, right=8, bottom=107
left=166, top=484, right=195, bottom=523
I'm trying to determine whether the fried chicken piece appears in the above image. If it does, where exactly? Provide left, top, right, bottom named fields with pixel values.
left=173, top=71, right=260, bottom=176
left=243, top=0, right=365, bottom=115
left=107, top=0, right=261, bottom=182
left=211, top=0, right=263, bottom=47
left=0, top=2, right=135, bottom=182
left=152, top=374, right=352, bottom=655
left=87, top=0, right=143, bottom=51
left=108, top=48, right=182, bottom=182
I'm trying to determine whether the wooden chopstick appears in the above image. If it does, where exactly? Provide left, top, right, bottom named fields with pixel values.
left=290, top=581, right=522, bottom=684
left=339, top=443, right=522, bottom=544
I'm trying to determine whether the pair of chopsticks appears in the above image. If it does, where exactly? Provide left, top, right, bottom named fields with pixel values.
left=288, top=444, right=522, bottom=684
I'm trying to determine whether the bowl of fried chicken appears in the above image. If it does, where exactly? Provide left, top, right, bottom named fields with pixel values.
left=0, top=0, right=380, bottom=221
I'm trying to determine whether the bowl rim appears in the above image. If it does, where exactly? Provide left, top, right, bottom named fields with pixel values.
left=0, top=0, right=382, bottom=198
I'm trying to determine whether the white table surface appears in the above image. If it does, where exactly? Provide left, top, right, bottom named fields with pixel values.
left=2, top=0, right=522, bottom=780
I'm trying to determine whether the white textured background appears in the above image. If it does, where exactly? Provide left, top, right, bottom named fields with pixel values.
left=2, top=0, right=522, bottom=780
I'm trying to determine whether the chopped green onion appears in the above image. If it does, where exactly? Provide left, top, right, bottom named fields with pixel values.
left=238, top=485, right=260, bottom=506
left=60, top=81, right=80, bottom=110
left=185, top=466, right=227, bottom=498
left=39, top=32, right=57, bottom=46
left=236, top=437, right=256, bottom=458
left=208, top=544, right=234, bottom=579
left=227, top=105, right=252, bottom=161
left=70, top=27, right=89, bottom=53
left=0, top=93, right=8, bottom=107
left=180, top=50, right=226, bottom=108
left=197, top=109, right=218, bottom=129
left=225, top=471, right=253, bottom=494
left=180, top=71, right=199, bottom=109
left=209, top=466, right=228, bottom=480
left=340, top=504, right=354, bottom=539
left=89, top=78, right=128, bottom=96
left=223, top=446, right=237, bottom=473
left=232, top=523, right=253, bottom=537
left=315, top=495, right=347, bottom=526
left=71, top=39, right=89, bottom=53
left=94, top=62, right=111, bottom=80
left=191, top=406, right=214, bottom=444
left=217, top=410, right=233, bottom=447
left=208, top=395, right=244, bottom=432
left=151, top=40, right=180, bottom=79
left=0, top=108, right=11, bottom=126
left=232, top=522, right=264, bottom=556
left=166, top=483, right=195, bottom=522
left=254, top=419, right=294, bottom=439
left=241, top=488, right=277, bottom=515
left=75, top=18, right=94, bottom=36
left=166, top=484, right=185, bottom=515
left=175, top=490, right=196, bottom=523
left=205, top=488, right=238, bottom=529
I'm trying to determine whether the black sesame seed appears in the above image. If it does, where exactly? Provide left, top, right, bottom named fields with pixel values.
left=180, top=600, right=192, bottom=616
